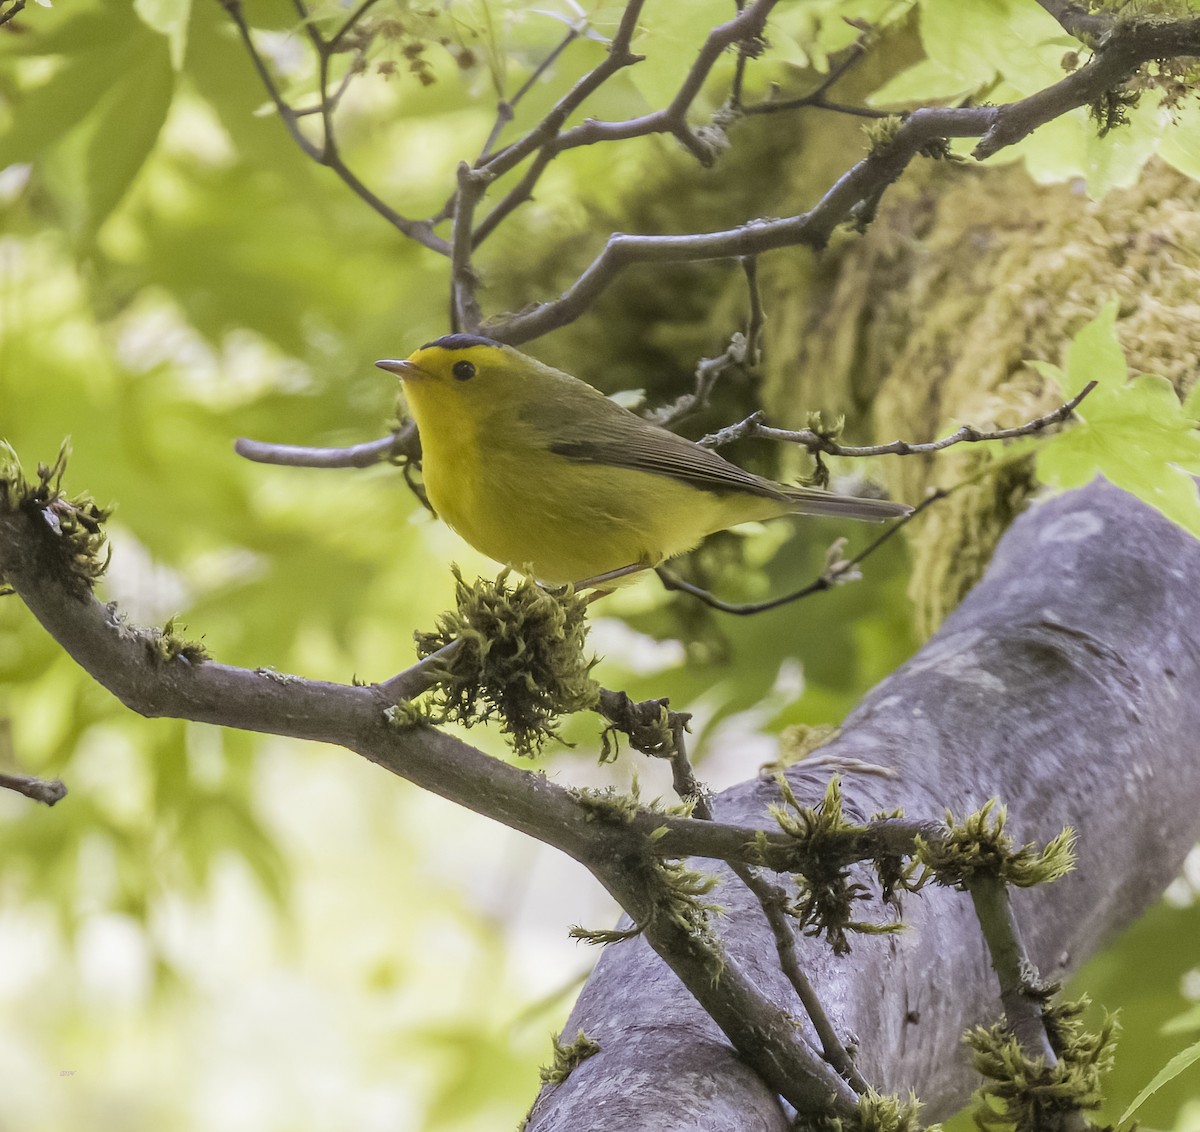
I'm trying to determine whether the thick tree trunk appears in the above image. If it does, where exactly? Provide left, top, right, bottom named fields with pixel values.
left=527, top=478, right=1200, bottom=1130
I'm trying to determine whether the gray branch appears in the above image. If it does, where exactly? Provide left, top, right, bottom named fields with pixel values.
left=526, top=479, right=1200, bottom=1129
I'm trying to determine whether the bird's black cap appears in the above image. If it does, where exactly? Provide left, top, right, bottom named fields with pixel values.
left=420, top=333, right=503, bottom=351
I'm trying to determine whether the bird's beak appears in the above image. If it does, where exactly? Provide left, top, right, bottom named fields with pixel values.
left=375, top=358, right=427, bottom=381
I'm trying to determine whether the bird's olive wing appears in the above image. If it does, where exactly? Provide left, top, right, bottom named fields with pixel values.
left=540, top=406, right=788, bottom=501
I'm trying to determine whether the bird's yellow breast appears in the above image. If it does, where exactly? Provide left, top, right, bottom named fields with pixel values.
left=417, top=407, right=728, bottom=583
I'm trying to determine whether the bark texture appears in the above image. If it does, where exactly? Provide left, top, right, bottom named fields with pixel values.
left=527, top=478, right=1200, bottom=1130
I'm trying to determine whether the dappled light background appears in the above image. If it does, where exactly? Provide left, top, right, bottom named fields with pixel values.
left=2, top=1, right=1200, bottom=1129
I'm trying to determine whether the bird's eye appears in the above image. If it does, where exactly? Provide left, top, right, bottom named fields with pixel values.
left=452, top=360, right=476, bottom=381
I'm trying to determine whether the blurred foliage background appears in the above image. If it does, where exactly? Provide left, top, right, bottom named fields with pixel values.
left=1, top=0, right=1199, bottom=1128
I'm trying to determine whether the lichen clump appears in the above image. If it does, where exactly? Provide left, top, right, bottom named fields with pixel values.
left=967, top=998, right=1119, bottom=1132
left=0, top=441, right=110, bottom=598
left=823, top=1088, right=936, bottom=1132
left=539, top=1029, right=601, bottom=1086
left=413, top=567, right=599, bottom=757
left=918, top=801, right=1076, bottom=889
left=768, top=775, right=909, bottom=955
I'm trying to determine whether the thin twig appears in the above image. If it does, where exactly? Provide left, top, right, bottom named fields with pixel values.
left=645, top=262, right=765, bottom=428
left=234, top=434, right=407, bottom=469
left=478, top=24, right=582, bottom=161
left=729, top=0, right=751, bottom=111
left=700, top=381, right=1099, bottom=454
left=291, top=0, right=326, bottom=51
left=967, top=875, right=1059, bottom=1063
left=473, top=0, right=778, bottom=239
left=376, top=639, right=462, bottom=702
left=468, top=0, right=647, bottom=244
left=656, top=489, right=942, bottom=616
left=486, top=16, right=1200, bottom=343
left=646, top=333, right=753, bottom=429
left=0, top=771, right=67, bottom=806
left=741, top=31, right=878, bottom=118
left=327, top=0, right=381, bottom=53
left=653, top=710, right=871, bottom=1094
left=732, top=860, right=872, bottom=1093
left=477, top=0, right=647, bottom=180
left=1033, top=0, right=1114, bottom=43
left=0, top=0, right=27, bottom=28
left=450, top=163, right=489, bottom=332
left=543, top=0, right=783, bottom=164
left=471, top=147, right=556, bottom=246
left=221, top=0, right=320, bottom=158
left=742, top=255, right=765, bottom=366
left=219, top=0, right=449, bottom=254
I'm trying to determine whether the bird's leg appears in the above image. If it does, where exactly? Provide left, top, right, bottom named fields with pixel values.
left=570, top=562, right=650, bottom=590
left=541, top=562, right=651, bottom=605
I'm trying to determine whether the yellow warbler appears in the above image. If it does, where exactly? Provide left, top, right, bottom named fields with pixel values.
left=376, top=335, right=908, bottom=585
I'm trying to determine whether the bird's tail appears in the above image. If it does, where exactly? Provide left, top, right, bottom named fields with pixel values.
left=782, top=486, right=911, bottom=522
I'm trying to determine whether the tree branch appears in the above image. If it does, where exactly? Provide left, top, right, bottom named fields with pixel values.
left=233, top=433, right=410, bottom=469
left=0, top=771, right=67, bottom=806
left=528, top=478, right=1200, bottom=1129
left=485, top=17, right=1200, bottom=343
left=967, top=874, right=1059, bottom=1064
left=740, top=29, right=885, bottom=119
left=0, top=0, right=27, bottom=29
left=1034, top=0, right=1114, bottom=43
left=699, top=382, right=1097, bottom=455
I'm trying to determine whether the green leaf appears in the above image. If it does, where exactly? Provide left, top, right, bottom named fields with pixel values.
left=0, top=12, right=137, bottom=166
left=0, top=7, right=175, bottom=238
left=39, top=30, right=175, bottom=238
left=1159, top=97, right=1200, bottom=183
left=1016, top=96, right=1167, bottom=198
left=135, top=0, right=191, bottom=70
left=1034, top=305, right=1200, bottom=538
left=870, top=57, right=978, bottom=105
left=1120, top=1039, right=1200, bottom=1124
left=1064, top=299, right=1128, bottom=392
left=871, top=0, right=1065, bottom=106
left=625, top=0, right=731, bottom=110
left=1184, top=378, right=1200, bottom=422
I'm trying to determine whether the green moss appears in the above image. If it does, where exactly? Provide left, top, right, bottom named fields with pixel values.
left=1090, top=86, right=1141, bottom=137
left=0, top=441, right=110, bottom=599
left=570, top=784, right=643, bottom=825
left=654, top=857, right=722, bottom=937
left=413, top=567, right=599, bottom=757
left=919, top=801, right=1076, bottom=889
left=567, top=924, right=641, bottom=946
left=822, top=1088, right=938, bottom=1132
left=769, top=776, right=909, bottom=955
left=966, top=998, right=1119, bottom=1132
left=539, top=1029, right=601, bottom=1086
left=141, top=617, right=209, bottom=666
